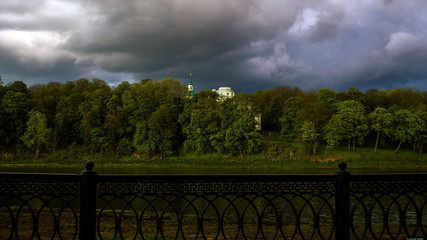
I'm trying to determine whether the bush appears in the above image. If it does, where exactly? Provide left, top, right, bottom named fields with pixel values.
left=117, top=138, right=134, bottom=157
left=263, top=145, right=300, bottom=162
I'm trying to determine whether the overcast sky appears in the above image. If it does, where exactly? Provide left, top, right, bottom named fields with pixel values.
left=1, top=0, right=427, bottom=93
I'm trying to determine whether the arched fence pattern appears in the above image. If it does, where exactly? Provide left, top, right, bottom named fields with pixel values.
left=0, top=173, right=80, bottom=239
left=95, top=175, right=336, bottom=240
left=0, top=162, right=426, bottom=240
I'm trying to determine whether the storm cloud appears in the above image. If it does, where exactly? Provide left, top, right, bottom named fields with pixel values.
left=0, top=0, right=426, bottom=92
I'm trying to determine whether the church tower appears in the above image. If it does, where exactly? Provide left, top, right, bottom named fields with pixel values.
left=187, top=73, right=194, bottom=97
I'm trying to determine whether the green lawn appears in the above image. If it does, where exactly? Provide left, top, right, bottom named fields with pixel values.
left=1, top=131, right=426, bottom=172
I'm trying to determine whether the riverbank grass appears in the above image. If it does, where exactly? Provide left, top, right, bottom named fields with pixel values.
left=1, top=145, right=425, bottom=172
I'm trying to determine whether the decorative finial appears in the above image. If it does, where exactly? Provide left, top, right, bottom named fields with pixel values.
left=338, top=161, right=347, bottom=171
left=85, top=160, right=94, bottom=171
left=81, top=160, right=97, bottom=175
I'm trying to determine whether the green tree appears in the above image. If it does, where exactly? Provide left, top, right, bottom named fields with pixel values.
left=295, top=92, right=331, bottom=154
left=365, top=89, right=391, bottom=112
left=325, top=100, right=368, bottom=152
left=389, top=109, right=424, bottom=153
left=89, top=127, right=108, bottom=154
left=232, top=93, right=262, bottom=130
left=134, top=105, right=178, bottom=159
left=348, top=87, right=365, bottom=104
left=7, top=81, right=28, bottom=94
left=117, top=138, right=134, bottom=156
left=182, top=107, right=221, bottom=154
left=28, top=83, right=60, bottom=128
left=123, top=78, right=185, bottom=151
left=280, top=97, right=300, bottom=141
left=78, top=79, right=111, bottom=149
left=223, top=112, right=261, bottom=158
left=133, top=121, right=153, bottom=156
left=21, top=110, right=52, bottom=159
left=159, top=78, right=187, bottom=98
left=180, top=90, right=221, bottom=155
left=55, top=81, right=84, bottom=147
left=103, top=82, right=132, bottom=147
left=212, top=100, right=261, bottom=158
left=1, top=89, right=29, bottom=146
left=121, top=89, right=138, bottom=136
left=254, top=86, right=301, bottom=131
left=263, top=96, right=282, bottom=131
left=123, top=80, right=163, bottom=136
left=323, top=115, right=344, bottom=154
left=387, top=88, right=423, bottom=109
left=317, top=88, right=337, bottom=112
left=300, top=121, right=319, bottom=155
left=338, top=100, right=369, bottom=152
left=0, top=76, right=5, bottom=147
left=0, top=75, right=5, bottom=98
left=369, top=107, right=393, bottom=153
left=336, top=91, right=351, bottom=102
left=300, top=121, right=320, bottom=154
left=104, top=94, right=124, bottom=148
left=412, top=106, right=427, bottom=154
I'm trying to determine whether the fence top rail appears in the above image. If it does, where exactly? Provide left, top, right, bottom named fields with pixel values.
left=0, top=172, right=79, bottom=181
left=1, top=172, right=426, bottom=181
left=349, top=173, right=427, bottom=181
left=96, top=173, right=336, bottom=182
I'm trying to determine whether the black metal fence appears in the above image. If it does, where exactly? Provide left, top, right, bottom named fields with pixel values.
left=0, top=161, right=426, bottom=240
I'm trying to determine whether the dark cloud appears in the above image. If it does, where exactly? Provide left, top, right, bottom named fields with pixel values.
left=308, top=16, right=341, bottom=43
left=0, top=1, right=83, bottom=31
left=65, top=0, right=303, bottom=71
left=0, top=0, right=426, bottom=92
left=0, top=2, right=42, bottom=14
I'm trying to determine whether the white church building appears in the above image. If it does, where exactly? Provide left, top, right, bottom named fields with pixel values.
left=187, top=77, right=261, bottom=130
left=212, top=87, right=235, bottom=100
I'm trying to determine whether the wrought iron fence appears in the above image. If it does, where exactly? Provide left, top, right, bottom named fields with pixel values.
left=349, top=174, right=426, bottom=239
left=0, top=173, right=80, bottom=239
left=0, top=161, right=426, bottom=240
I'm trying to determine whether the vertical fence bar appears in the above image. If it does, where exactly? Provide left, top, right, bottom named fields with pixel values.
left=335, top=162, right=350, bottom=240
left=79, top=160, right=97, bottom=240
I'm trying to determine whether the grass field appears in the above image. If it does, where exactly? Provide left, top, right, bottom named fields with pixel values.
left=1, top=131, right=426, bottom=172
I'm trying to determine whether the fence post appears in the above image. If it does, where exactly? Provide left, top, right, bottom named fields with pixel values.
left=335, top=162, right=350, bottom=240
left=79, top=160, right=97, bottom=240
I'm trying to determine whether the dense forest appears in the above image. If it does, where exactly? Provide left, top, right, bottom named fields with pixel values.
left=1, top=76, right=426, bottom=160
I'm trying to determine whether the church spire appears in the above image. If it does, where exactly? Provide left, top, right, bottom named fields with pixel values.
left=187, top=73, right=194, bottom=97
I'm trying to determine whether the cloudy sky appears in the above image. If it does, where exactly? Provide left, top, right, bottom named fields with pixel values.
left=1, top=0, right=427, bottom=93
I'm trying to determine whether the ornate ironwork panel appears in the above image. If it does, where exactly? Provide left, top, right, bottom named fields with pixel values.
left=350, top=174, right=427, bottom=240
left=96, top=175, right=336, bottom=240
left=2, top=164, right=426, bottom=240
left=0, top=173, right=80, bottom=240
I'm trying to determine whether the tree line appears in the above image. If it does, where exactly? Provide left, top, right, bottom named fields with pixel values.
left=0, top=78, right=261, bottom=159
left=274, top=87, right=427, bottom=155
left=1, top=76, right=426, bottom=159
